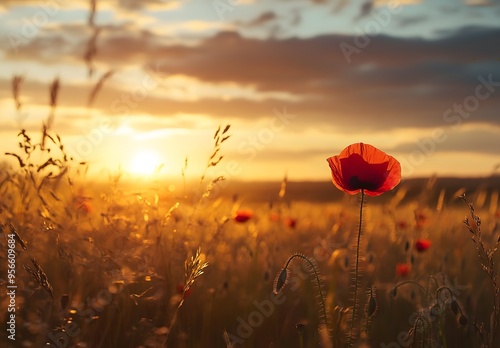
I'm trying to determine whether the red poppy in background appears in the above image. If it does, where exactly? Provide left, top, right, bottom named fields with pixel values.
left=414, top=210, right=427, bottom=230
left=415, top=239, right=431, bottom=252
left=176, top=283, right=192, bottom=299
left=283, top=217, right=297, bottom=229
left=396, top=263, right=411, bottom=277
left=396, top=220, right=408, bottom=230
left=327, top=143, right=401, bottom=197
left=269, top=212, right=280, bottom=222
left=234, top=210, right=253, bottom=223
left=74, top=196, right=92, bottom=215
left=78, top=201, right=92, bottom=215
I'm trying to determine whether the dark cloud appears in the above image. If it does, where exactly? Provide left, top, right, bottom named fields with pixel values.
left=354, top=1, right=374, bottom=21
left=245, top=126, right=500, bottom=166
left=4, top=22, right=160, bottom=64
left=245, top=11, right=278, bottom=27
left=0, top=0, right=168, bottom=10
left=396, top=15, right=428, bottom=28
left=116, top=0, right=166, bottom=10
left=391, top=128, right=500, bottom=155
left=2, top=24, right=500, bottom=132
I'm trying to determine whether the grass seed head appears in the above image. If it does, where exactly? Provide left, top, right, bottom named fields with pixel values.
left=296, top=322, right=305, bottom=333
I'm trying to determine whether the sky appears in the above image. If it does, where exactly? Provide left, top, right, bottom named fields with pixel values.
left=0, top=0, right=500, bottom=181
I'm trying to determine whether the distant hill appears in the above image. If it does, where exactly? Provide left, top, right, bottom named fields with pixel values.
left=215, top=176, right=500, bottom=205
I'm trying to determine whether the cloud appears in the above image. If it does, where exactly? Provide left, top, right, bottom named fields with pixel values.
left=395, top=15, right=428, bottom=28
left=354, top=1, right=374, bottom=20
left=244, top=11, right=278, bottom=27
left=391, top=126, right=500, bottom=155
left=0, top=0, right=174, bottom=10
left=2, top=22, right=500, bottom=133
left=464, top=0, right=499, bottom=6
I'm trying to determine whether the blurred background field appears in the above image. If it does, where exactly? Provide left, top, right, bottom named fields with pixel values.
left=1, top=143, right=499, bottom=347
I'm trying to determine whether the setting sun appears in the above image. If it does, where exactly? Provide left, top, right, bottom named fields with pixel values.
left=127, top=150, right=163, bottom=176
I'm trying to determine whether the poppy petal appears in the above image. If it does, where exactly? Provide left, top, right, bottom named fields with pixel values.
left=327, top=143, right=401, bottom=197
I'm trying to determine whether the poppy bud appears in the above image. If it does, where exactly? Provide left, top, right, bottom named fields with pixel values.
left=430, top=302, right=441, bottom=319
left=389, top=287, right=397, bottom=298
left=343, top=255, right=350, bottom=270
left=450, top=299, right=460, bottom=315
left=366, top=292, right=377, bottom=318
left=296, top=322, right=305, bottom=333
left=273, top=268, right=288, bottom=294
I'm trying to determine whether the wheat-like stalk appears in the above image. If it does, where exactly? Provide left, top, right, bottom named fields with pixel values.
left=24, top=257, right=54, bottom=298
left=163, top=248, right=208, bottom=347
left=461, top=193, right=499, bottom=347
left=88, top=69, right=114, bottom=108
left=12, top=75, right=24, bottom=112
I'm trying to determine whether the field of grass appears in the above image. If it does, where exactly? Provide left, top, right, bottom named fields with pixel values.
left=1, top=126, right=499, bottom=348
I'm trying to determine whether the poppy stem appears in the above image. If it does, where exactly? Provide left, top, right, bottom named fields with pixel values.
left=349, top=188, right=365, bottom=345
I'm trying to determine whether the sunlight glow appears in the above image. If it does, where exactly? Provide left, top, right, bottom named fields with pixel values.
left=127, top=150, right=162, bottom=176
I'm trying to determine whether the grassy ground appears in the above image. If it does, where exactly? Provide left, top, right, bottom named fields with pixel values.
left=0, top=129, right=499, bottom=348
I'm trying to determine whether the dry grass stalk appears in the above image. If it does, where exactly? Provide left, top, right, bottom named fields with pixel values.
left=84, top=27, right=101, bottom=78
left=24, top=257, right=54, bottom=298
left=88, top=69, right=114, bottom=108
left=8, top=222, right=28, bottom=251
left=461, top=193, right=499, bottom=347
left=199, top=124, right=231, bottom=195
left=12, top=75, right=24, bottom=111
left=223, top=329, right=235, bottom=348
left=163, top=248, right=208, bottom=347
left=88, top=0, right=97, bottom=26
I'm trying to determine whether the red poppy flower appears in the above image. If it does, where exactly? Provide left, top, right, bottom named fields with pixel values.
left=283, top=217, right=297, bottom=229
left=415, top=239, right=431, bottom=252
left=414, top=210, right=427, bottom=230
left=234, top=210, right=253, bottom=223
left=396, top=263, right=411, bottom=277
left=176, top=283, right=192, bottom=299
left=74, top=197, right=92, bottom=214
left=396, top=220, right=408, bottom=230
left=269, top=212, right=280, bottom=222
left=79, top=201, right=92, bottom=214
left=327, top=143, right=401, bottom=197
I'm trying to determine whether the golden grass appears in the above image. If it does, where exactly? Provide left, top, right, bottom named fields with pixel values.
left=1, top=125, right=499, bottom=347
